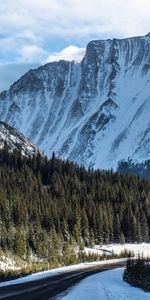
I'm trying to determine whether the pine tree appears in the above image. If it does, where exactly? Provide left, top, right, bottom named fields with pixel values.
left=0, top=222, right=7, bottom=250
left=114, top=214, right=125, bottom=243
left=89, top=229, right=95, bottom=248
left=141, top=214, right=149, bottom=241
left=14, top=227, right=27, bottom=258
left=36, top=229, right=49, bottom=259
left=81, top=209, right=89, bottom=246
left=72, top=215, right=83, bottom=249
left=103, top=210, right=110, bottom=244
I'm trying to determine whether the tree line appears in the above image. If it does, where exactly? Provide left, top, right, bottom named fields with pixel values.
left=0, top=143, right=150, bottom=262
left=118, top=158, right=150, bottom=179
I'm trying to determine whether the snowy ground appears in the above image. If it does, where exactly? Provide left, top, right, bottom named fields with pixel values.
left=0, top=259, right=126, bottom=287
left=57, top=268, right=150, bottom=300
left=0, top=256, right=19, bottom=271
left=1, top=243, right=150, bottom=287
left=1, top=243, right=149, bottom=272
left=85, top=243, right=150, bottom=257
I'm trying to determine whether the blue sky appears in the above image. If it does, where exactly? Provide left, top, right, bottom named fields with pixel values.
left=0, top=0, right=149, bottom=91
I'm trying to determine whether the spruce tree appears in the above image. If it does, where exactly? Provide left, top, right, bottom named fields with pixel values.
left=14, top=227, right=27, bottom=258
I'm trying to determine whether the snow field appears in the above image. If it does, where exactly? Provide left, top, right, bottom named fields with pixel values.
left=57, top=269, right=150, bottom=300
left=85, top=243, right=150, bottom=257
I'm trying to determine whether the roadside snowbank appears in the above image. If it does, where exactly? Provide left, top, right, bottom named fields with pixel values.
left=0, top=258, right=126, bottom=287
left=1, top=243, right=150, bottom=287
left=57, top=268, right=150, bottom=300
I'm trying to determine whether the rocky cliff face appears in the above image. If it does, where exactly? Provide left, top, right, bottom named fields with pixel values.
left=0, top=122, right=39, bottom=156
left=0, top=33, right=150, bottom=169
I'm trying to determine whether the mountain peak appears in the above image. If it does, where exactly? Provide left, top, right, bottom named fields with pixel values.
left=0, top=34, right=150, bottom=169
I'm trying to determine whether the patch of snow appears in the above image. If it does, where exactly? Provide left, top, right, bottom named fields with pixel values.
left=0, top=122, right=39, bottom=156
left=0, top=257, right=19, bottom=271
left=85, top=243, right=150, bottom=257
left=57, top=269, right=150, bottom=300
left=98, top=243, right=150, bottom=257
left=0, top=258, right=127, bottom=287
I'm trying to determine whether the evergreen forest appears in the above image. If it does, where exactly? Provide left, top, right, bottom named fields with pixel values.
left=0, top=144, right=150, bottom=266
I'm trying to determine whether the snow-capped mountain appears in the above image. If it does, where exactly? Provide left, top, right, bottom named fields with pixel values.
left=0, top=122, right=39, bottom=156
left=0, top=33, right=150, bottom=169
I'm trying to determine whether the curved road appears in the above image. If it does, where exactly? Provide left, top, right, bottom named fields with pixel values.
left=0, top=261, right=126, bottom=300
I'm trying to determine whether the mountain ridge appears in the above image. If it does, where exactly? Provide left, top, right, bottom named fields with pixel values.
left=0, top=33, right=150, bottom=169
left=0, top=121, right=39, bottom=156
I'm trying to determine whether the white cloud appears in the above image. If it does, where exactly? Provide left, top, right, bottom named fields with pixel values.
left=0, top=0, right=150, bottom=89
left=18, top=45, right=47, bottom=63
left=0, top=45, right=85, bottom=91
left=0, top=0, right=149, bottom=41
left=44, top=46, right=86, bottom=63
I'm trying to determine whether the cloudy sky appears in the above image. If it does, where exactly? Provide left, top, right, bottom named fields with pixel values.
left=0, top=0, right=150, bottom=91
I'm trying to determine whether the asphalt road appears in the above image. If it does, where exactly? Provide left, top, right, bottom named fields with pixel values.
left=0, top=261, right=126, bottom=300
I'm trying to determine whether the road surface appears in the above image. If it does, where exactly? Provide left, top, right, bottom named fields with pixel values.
left=0, top=261, right=126, bottom=300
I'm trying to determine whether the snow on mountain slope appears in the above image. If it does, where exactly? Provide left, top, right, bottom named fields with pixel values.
left=0, top=33, right=150, bottom=169
left=0, top=122, right=39, bottom=156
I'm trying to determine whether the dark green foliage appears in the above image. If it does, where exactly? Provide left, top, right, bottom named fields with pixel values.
left=123, top=255, right=150, bottom=292
left=0, top=146, right=150, bottom=264
left=118, top=158, right=150, bottom=179
left=14, top=227, right=27, bottom=258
